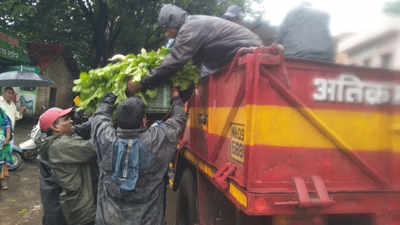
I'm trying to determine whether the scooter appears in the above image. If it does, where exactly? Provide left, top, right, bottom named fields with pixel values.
left=9, top=122, right=41, bottom=171
left=9, top=144, right=24, bottom=171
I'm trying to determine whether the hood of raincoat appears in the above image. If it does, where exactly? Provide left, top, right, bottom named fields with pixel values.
left=223, top=5, right=244, bottom=20
left=158, top=4, right=188, bottom=29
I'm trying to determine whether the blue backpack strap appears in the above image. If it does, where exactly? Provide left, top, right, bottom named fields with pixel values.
left=122, top=140, right=133, bottom=179
left=112, top=138, right=144, bottom=191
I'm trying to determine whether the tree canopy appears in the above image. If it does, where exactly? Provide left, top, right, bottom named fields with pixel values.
left=0, top=0, right=261, bottom=71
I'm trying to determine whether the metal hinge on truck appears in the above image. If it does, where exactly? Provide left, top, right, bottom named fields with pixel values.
left=214, top=163, right=236, bottom=191
left=275, top=176, right=335, bottom=208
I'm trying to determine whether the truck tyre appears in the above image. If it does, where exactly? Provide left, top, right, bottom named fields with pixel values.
left=8, top=151, right=23, bottom=171
left=176, top=169, right=197, bottom=225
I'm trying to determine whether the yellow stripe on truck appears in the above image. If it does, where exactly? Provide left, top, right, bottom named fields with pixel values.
left=184, top=151, right=214, bottom=178
left=229, top=183, right=247, bottom=207
left=188, top=105, right=397, bottom=152
left=184, top=151, right=246, bottom=207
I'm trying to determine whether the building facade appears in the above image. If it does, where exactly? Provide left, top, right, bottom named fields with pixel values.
left=337, top=17, right=400, bottom=70
left=27, top=43, right=79, bottom=116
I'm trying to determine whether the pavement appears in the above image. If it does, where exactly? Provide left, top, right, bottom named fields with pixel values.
left=0, top=118, right=42, bottom=225
left=0, top=118, right=178, bottom=225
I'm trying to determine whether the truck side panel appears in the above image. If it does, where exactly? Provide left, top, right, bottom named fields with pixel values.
left=180, top=47, right=400, bottom=222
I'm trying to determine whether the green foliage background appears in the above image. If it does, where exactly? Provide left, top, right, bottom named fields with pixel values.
left=0, top=0, right=261, bottom=72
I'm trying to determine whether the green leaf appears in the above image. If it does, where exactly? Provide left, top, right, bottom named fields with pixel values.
left=73, top=47, right=199, bottom=112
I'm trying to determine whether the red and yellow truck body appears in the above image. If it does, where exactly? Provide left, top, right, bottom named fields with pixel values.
left=176, top=46, right=400, bottom=225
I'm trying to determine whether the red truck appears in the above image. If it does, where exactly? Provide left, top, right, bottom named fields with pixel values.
left=172, top=46, right=400, bottom=225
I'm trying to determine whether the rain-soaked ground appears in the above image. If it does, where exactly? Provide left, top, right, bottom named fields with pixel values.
left=0, top=118, right=42, bottom=225
left=0, top=118, right=177, bottom=225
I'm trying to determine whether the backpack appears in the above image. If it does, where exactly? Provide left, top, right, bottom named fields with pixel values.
left=111, top=138, right=146, bottom=192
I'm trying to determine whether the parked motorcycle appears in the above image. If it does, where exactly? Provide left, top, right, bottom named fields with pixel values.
left=9, top=122, right=41, bottom=171
left=9, top=144, right=24, bottom=171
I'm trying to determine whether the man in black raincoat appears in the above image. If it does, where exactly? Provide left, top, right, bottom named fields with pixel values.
left=91, top=89, right=187, bottom=225
left=129, top=4, right=262, bottom=93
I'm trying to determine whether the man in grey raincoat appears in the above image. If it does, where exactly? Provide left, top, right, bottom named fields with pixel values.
left=129, top=4, right=262, bottom=93
left=91, top=89, right=187, bottom=225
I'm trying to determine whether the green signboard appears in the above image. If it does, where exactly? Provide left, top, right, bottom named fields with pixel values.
left=6, top=65, right=40, bottom=73
left=0, top=29, right=30, bottom=63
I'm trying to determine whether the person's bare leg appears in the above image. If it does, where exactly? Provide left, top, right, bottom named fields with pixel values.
left=1, top=165, right=8, bottom=190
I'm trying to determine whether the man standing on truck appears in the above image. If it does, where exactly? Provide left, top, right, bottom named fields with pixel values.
left=276, top=2, right=334, bottom=61
left=91, top=88, right=187, bottom=225
left=128, top=4, right=262, bottom=94
left=223, top=5, right=276, bottom=45
left=223, top=5, right=245, bottom=24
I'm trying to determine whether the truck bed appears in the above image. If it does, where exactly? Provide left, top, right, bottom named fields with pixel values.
left=181, top=46, right=400, bottom=216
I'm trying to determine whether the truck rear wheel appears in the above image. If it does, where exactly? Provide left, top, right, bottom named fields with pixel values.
left=176, top=169, right=197, bottom=225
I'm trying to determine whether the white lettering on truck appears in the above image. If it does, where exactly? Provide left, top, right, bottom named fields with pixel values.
left=313, top=74, right=400, bottom=105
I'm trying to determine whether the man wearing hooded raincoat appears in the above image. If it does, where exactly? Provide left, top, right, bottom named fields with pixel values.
left=222, top=5, right=276, bottom=45
left=131, top=4, right=262, bottom=92
left=91, top=89, right=187, bottom=225
left=276, top=3, right=334, bottom=61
